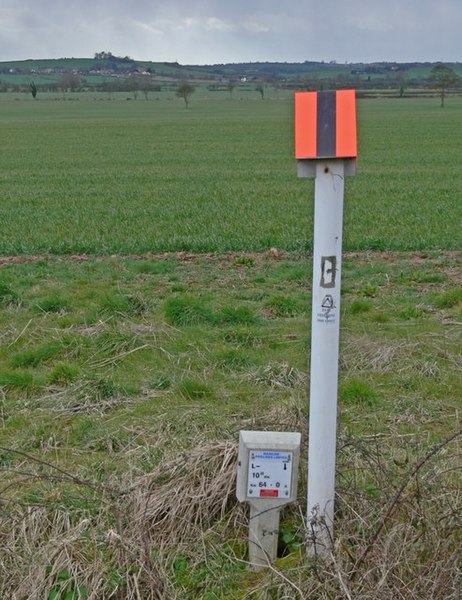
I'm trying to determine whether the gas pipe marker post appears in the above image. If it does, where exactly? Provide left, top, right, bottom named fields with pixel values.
left=295, top=90, right=357, bottom=556
left=236, top=430, right=301, bottom=569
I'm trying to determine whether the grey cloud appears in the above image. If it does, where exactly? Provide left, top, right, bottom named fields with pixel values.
left=1, top=0, right=461, bottom=63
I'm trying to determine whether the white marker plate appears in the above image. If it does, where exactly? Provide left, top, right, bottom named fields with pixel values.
left=247, top=450, right=293, bottom=498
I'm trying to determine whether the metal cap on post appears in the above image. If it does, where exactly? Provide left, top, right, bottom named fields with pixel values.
left=294, top=90, right=357, bottom=558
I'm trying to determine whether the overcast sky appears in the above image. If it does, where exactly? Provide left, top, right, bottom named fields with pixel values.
left=0, top=0, right=460, bottom=65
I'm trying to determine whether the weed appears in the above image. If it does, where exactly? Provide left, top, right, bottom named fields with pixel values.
left=223, top=327, right=260, bottom=347
left=133, top=260, right=174, bottom=275
left=56, top=316, right=76, bottom=328
left=265, top=295, right=304, bottom=317
left=370, top=311, right=390, bottom=322
left=0, top=369, right=37, bottom=388
left=10, top=342, right=62, bottom=368
left=432, top=287, right=462, bottom=308
left=36, top=295, right=69, bottom=313
left=149, top=375, right=171, bottom=390
left=357, top=283, right=378, bottom=298
left=214, top=349, right=253, bottom=372
left=233, top=255, right=256, bottom=267
left=0, top=280, right=18, bottom=305
left=349, top=298, right=371, bottom=314
left=48, top=362, right=79, bottom=385
left=274, top=262, right=309, bottom=282
left=164, top=296, right=215, bottom=326
left=279, top=522, right=303, bottom=556
left=46, top=568, right=88, bottom=600
left=99, top=293, right=148, bottom=316
left=339, top=378, right=378, bottom=406
left=85, top=377, right=119, bottom=400
left=177, top=378, right=212, bottom=399
left=218, top=305, right=258, bottom=325
left=399, top=305, right=425, bottom=319
left=413, top=272, right=445, bottom=284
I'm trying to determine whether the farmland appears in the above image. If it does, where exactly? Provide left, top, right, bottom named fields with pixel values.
left=1, top=92, right=462, bottom=254
left=0, top=93, right=461, bottom=598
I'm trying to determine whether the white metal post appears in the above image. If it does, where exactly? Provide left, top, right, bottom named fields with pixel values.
left=307, top=159, right=345, bottom=556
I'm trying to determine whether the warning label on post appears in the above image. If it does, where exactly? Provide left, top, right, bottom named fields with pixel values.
left=317, top=294, right=336, bottom=324
left=321, top=294, right=335, bottom=309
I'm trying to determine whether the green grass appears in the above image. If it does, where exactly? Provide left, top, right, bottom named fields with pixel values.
left=0, top=251, right=460, bottom=597
left=177, top=378, right=213, bottom=400
left=0, top=95, right=461, bottom=254
left=218, top=305, right=258, bottom=325
left=0, top=369, right=38, bottom=389
left=0, top=251, right=458, bottom=446
left=164, top=295, right=216, bottom=326
left=264, top=294, right=304, bottom=316
left=0, top=91, right=461, bottom=598
left=432, top=287, right=462, bottom=308
left=339, top=377, right=378, bottom=406
left=0, top=280, right=19, bottom=305
left=10, top=341, right=63, bottom=368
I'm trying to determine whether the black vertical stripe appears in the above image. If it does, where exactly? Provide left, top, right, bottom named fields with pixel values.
left=316, top=91, right=336, bottom=157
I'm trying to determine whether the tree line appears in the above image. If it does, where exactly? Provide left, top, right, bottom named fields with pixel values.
left=1, top=74, right=164, bottom=97
left=2, top=64, right=460, bottom=109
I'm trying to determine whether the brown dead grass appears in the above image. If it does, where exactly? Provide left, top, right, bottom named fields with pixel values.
left=0, top=249, right=460, bottom=267
left=0, top=403, right=460, bottom=598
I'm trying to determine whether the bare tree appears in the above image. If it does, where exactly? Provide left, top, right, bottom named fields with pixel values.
left=227, top=81, right=237, bottom=98
left=176, top=81, right=195, bottom=108
left=57, top=72, right=83, bottom=94
left=429, top=63, right=459, bottom=107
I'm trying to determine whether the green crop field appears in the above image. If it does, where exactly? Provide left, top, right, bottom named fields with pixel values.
left=0, top=92, right=461, bottom=598
left=1, top=93, right=461, bottom=254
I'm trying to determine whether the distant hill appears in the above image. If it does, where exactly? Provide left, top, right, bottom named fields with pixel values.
left=1, top=54, right=461, bottom=95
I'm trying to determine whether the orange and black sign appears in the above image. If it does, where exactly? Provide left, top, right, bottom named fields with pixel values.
left=295, top=90, right=357, bottom=159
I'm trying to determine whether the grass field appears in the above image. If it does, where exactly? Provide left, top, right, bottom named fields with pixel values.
left=0, top=93, right=461, bottom=598
left=1, top=93, right=461, bottom=254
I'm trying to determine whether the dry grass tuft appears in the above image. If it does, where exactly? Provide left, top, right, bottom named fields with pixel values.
left=131, top=440, right=241, bottom=545
left=245, top=428, right=462, bottom=599
left=0, top=505, right=170, bottom=599
left=0, top=416, right=460, bottom=598
left=341, top=336, right=413, bottom=374
left=253, top=361, right=305, bottom=388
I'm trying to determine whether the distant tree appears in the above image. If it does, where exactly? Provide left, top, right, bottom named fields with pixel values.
left=137, top=76, right=155, bottom=100
left=128, top=75, right=156, bottom=100
left=94, top=51, right=113, bottom=60
left=397, top=75, right=406, bottom=98
left=124, top=76, right=140, bottom=100
left=255, top=82, right=265, bottom=99
left=176, top=81, right=195, bottom=108
left=30, top=81, right=37, bottom=99
left=100, top=79, right=118, bottom=97
left=227, top=81, right=237, bottom=98
left=429, top=63, right=459, bottom=107
left=57, top=72, right=83, bottom=93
